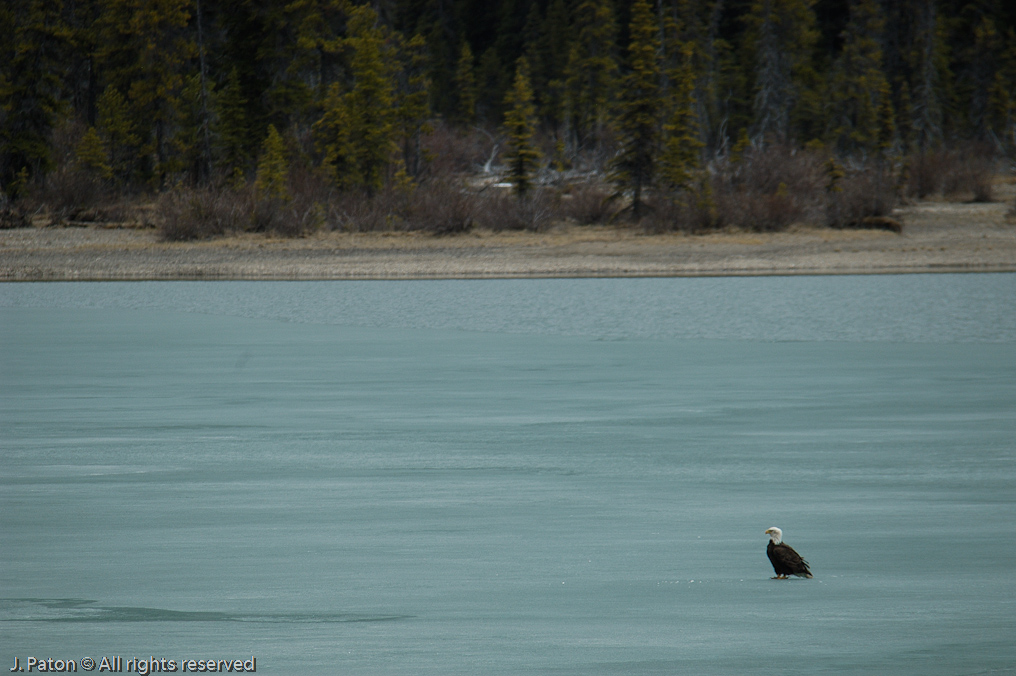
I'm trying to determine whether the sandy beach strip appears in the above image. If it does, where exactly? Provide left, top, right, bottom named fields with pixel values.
left=2, top=201, right=1014, bottom=281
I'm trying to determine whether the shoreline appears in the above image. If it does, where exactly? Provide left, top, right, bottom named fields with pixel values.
left=2, top=200, right=1014, bottom=281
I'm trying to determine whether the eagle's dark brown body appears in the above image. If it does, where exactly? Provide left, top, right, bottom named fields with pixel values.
left=767, top=540, right=813, bottom=579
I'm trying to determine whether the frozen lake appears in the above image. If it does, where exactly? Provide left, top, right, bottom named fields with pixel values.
left=2, top=276, right=1014, bottom=675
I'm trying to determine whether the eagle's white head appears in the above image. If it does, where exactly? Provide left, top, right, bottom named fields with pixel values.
left=765, top=527, right=783, bottom=545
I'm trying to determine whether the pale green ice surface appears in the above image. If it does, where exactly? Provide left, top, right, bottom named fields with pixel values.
left=1, top=276, right=1014, bottom=675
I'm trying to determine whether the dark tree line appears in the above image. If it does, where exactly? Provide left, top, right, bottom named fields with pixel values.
left=1, top=0, right=1014, bottom=203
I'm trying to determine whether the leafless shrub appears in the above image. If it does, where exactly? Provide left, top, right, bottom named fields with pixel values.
left=558, top=183, right=618, bottom=225
left=158, top=185, right=322, bottom=241
left=30, top=166, right=115, bottom=223
left=826, top=166, right=901, bottom=230
left=709, top=145, right=825, bottom=231
left=0, top=194, right=31, bottom=229
left=474, top=189, right=557, bottom=231
left=712, top=185, right=803, bottom=232
left=941, top=145, right=995, bottom=202
left=906, top=151, right=945, bottom=199
left=247, top=198, right=305, bottom=236
left=158, top=188, right=243, bottom=240
left=907, top=143, right=997, bottom=201
left=323, top=188, right=407, bottom=232
left=402, top=180, right=477, bottom=234
left=733, top=144, right=824, bottom=196
left=640, top=193, right=717, bottom=233
left=970, top=174, right=995, bottom=203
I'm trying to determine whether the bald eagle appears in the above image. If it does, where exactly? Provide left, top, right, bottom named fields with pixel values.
left=765, top=527, right=813, bottom=579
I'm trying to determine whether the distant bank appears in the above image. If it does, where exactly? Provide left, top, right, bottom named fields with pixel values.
left=2, top=201, right=1013, bottom=281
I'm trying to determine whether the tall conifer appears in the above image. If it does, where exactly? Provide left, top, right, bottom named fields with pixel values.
left=175, top=73, right=214, bottom=184
left=96, top=0, right=191, bottom=183
left=0, top=0, right=67, bottom=194
left=266, top=0, right=347, bottom=126
left=909, top=0, right=944, bottom=150
left=254, top=124, right=290, bottom=201
left=745, top=0, right=819, bottom=144
left=313, top=5, right=396, bottom=195
left=75, top=126, right=112, bottom=179
left=564, top=0, right=619, bottom=153
left=876, top=78, right=897, bottom=157
left=476, top=48, right=507, bottom=123
left=539, top=0, right=571, bottom=127
left=609, top=0, right=662, bottom=220
left=828, top=0, right=891, bottom=155
left=987, top=28, right=1016, bottom=152
left=215, top=68, right=249, bottom=180
left=660, top=43, right=703, bottom=192
left=395, top=33, right=432, bottom=179
left=96, top=84, right=140, bottom=184
left=502, top=58, right=541, bottom=198
left=455, top=41, right=477, bottom=124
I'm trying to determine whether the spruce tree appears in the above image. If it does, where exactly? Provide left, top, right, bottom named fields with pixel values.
left=968, top=15, right=999, bottom=139
left=455, top=41, right=477, bottom=124
left=521, top=2, right=547, bottom=101
left=660, top=43, right=703, bottom=193
left=0, top=0, right=68, bottom=195
left=216, top=0, right=277, bottom=156
left=745, top=0, right=819, bottom=144
left=96, top=84, right=140, bottom=184
left=273, top=0, right=346, bottom=120
left=417, top=10, right=458, bottom=120
left=254, top=124, right=290, bottom=201
left=62, top=0, right=102, bottom=127
left=175, top=73, right=214, bottom=184
left=909, top=0, right=944, bottom=151
left=502, top=59, right=542, bottom=198
left=539, top=0, right=571, bottom=127
left=493, top=0, right=530, bottom=89
left=215, top=68, right=248, bottom=180
left=665, top=0, right=725, bottom=156
left=313, top=83, right=353, bottom=186
left=96, top=0, right=191, bottom=184
left=313, top=5, right=397, bottom=195
left=875, top=78, right=896, bottom=158
left=395, top=33, right=432, bottom=180
left=476, top=47, right=507, bottom=123
left=987, top=28, right=1016, bottom=152
left=563, top=0, right=619, bottom=153
left=609, top=0, right=662, bottom=221
left=896, top=80, right=913, bottom=150
left=75, top=126, right=112, bottom=179
left=828, top=0, right=891, bottom=156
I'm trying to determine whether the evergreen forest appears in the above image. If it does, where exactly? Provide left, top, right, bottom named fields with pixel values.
left=2, top=0, right=1014, bottom=235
